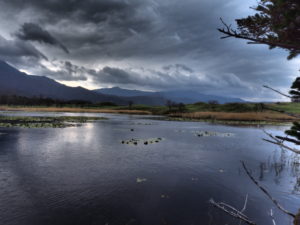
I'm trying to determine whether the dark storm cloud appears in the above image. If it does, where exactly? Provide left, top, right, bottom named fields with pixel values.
left=3, top=0, right=133, bottom=23
left=0, top=0, right=297, bottom=100
left=0, top=35, right=47, bottom=63
left=88, top=65, right=252, bottom=97
left=16, top=23, right=69, bottom=53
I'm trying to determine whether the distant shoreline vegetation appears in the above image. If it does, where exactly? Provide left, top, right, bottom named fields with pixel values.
left=0, top=95, right=299, bottom=125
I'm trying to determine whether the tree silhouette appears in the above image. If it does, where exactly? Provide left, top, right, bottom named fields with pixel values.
left=290, top=77, right=300, bottom=102
left=211, top=1, right=300, bottom=224
left=219, top=0, right=300, bottom=60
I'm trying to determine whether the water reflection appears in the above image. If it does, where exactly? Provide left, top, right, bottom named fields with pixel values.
left=0, top=113, right=299, bottom=225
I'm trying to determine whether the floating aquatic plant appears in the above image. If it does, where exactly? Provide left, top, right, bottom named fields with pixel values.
left=194, top=131, right=234, bottom=138
left=136, top=178, right=147, bottom=183
left=0, top=116, right=107, bottom=128
left=121, top=137, right=164, bottom=146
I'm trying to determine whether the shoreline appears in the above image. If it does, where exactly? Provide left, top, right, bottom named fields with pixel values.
left=0, top=105, right=298, bottom=126
left=0, top=106, right=151, bottom=115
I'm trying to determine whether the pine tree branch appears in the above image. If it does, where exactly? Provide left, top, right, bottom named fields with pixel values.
left=218, top=18, right=300, bottom=51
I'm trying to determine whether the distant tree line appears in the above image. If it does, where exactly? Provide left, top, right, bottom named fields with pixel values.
left=166, top=100, right=186, bottom=113
left=0, top=95, right=117, bottom=107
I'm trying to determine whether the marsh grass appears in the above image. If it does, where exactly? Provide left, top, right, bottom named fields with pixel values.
left=168, top=112, right=297, bottom=124
left=0, top=106, right=152, bottom=115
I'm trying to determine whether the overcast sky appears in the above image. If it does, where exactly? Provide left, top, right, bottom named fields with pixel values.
left=0, top=0, right=299, bottom=101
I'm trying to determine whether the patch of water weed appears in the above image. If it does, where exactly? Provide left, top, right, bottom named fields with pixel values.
left=0, top=116, right=107, bottom=128
left=130, top=122, right=155, bottom=126
left=121, top=137, right=164, bottom=146
left=194, top=131, right=234, bottom=137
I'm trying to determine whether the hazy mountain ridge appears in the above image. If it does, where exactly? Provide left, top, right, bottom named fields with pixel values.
left=0, top=61, right=166, bottom=105
left=95, top=87, right=245, bottom=104
left=0, top=61, right=245, bottom=105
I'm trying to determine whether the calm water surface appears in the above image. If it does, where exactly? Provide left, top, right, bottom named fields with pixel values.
left=0, top=112, right=299, bottom=225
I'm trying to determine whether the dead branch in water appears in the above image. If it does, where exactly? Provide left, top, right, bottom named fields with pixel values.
left=209, top=196, right=256, bottom=225
left=241, top=161, right=296, bottom=218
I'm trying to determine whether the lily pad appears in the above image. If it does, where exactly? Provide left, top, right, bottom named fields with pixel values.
left=121, top=138, right=165, bottom=146
left=136, top=178, right=147, bottom=183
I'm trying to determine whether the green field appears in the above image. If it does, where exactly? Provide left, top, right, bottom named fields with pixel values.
left=1, top=102, right=300, bottom=116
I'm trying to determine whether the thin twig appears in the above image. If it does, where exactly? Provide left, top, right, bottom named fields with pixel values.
left=209, top=198, right=256, bottom=225
left=269, top=209, right=276, bottom=225
left=241, top=161, right=296, bottom=218
left=241, top=194, right=248, bottom=213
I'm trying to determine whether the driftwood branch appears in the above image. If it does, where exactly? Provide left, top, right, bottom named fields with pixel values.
left=241, top=161, right=296, bottom=218
left=209, top=197, right=256, bottom=225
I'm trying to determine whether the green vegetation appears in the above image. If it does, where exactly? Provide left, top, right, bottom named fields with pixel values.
left=2, top=102, right=300, bottom=126
left=124, top=102, right=300, bottom=115
left=267, top=102, right=300, bottom=114
left=0, top=116, right=107, bottom=128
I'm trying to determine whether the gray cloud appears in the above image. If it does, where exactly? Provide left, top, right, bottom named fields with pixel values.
left=38, top=61, right=88, bottom=81
left=88, top=65, right=253, bottom=97
left=16, top=23, right=69, bottom=53
left=0, top=35, right=47, bottom=64
left=0, top=0, right=298, bottom=101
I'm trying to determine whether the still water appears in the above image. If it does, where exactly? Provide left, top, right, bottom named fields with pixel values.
left=0, top=112, right=299, bottom=225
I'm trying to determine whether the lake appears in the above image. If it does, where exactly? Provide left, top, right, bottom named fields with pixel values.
left=0, top=112, right=299, bottom=225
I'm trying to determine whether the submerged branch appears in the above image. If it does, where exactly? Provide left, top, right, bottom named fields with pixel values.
left=209, top=198, right=256, bottom=225
left=241, top=161, right=296, bottom=218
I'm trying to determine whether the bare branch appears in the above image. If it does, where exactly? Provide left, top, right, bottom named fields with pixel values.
left=263, top=85, right=292, bottom=99
left=275, top=136, right=300, bottom=145
left=209, top=198, right=256, bottom=225
left=241, top=161, right=296, bottom=218
left=262, top=130, right=300, bottom=154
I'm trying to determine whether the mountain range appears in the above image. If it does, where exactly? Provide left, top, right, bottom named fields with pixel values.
left=94, top=87, right=245, bottom=104
left=0, top=60, right=245, bottom=105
